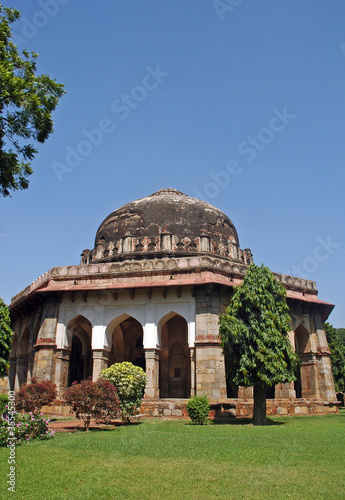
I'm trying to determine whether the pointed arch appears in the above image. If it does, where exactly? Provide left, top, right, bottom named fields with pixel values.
left=107, top=315, right=145, bottom=370
left=157, top=311, right=187, bottom=348
left=159, top=313, right=190, bottom=398
left=295, top=324, right=310, bottom=355
left=66, top=315, right=92, bottom=385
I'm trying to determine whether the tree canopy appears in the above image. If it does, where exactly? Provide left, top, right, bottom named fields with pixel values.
left=0, top=295, right=14, bottom=378
left=0, top=3, right=65, bottom=196
left=324, top=322, right=345, bottom=394
left=219, top=263, right=298, bottom=425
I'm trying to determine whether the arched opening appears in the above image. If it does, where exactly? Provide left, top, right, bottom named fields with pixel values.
left=108, top=316, right=145, bottom=370
left=159, top=314, right=190, bottom=398
left=17, top=328, right=30, bottom=387
left=294, top=324, right=310, bottom=398
left=67, top=316, right=92, bottom=386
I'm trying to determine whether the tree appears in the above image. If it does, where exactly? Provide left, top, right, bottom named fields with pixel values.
left=219, top=263, right=298, bottom=425
left=100, top=362, right=147, bottom=424
left=0, top=295, right=13, bottom=378
left=16, top=378, right=57, bottom=414
left=0, top=4, right=65, bottom=197
left=63, top=378, right=120, bottom=431
left=324, top=322, right=345, bottom=394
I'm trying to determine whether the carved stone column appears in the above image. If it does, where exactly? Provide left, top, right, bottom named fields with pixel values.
left=189, top=347, right=196, bottom=397
left=32, top=339, right=56, bottom=382
left=144, top=348, right=160, bottom=398
left=92, top=349, right=110, bottom=381
left=32, top=297, right=59, bottom=383
left=54, top=348, right=71, bottom=394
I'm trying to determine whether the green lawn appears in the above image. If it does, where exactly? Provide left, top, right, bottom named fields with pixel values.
left=1, top=412, right=344, bottom=499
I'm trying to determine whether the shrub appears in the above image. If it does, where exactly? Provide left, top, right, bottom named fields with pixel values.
left=16, top=378, right=57, bottom=414
left=63, top=378, right=120, bottom=431
left=186, top=395, right=210, bottom=425
left=0, top=393, right=8, bottom=415
left=0, top=411, right=54, bottom=447
left=100, top=362, right=147, bottom=424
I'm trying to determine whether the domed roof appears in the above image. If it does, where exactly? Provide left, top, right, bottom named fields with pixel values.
left=87, top=189, right=241, bottom=263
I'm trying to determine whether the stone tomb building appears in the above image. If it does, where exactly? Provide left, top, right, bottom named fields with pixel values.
left=5, top=189, right=338, bottom=417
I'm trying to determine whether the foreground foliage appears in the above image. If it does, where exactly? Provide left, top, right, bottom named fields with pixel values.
left=186, top=394, right=210, bottom=424
left=0, top=414, right=344, bottom=499
left=0, top=393, right=8, bottom=414
left=0, top=3, right=65, bottom=196
left=100, top=361, right=147, bottom=423
left=219, top=263, right=299, bottom=425
left=16, top=378, right=57, bottom=414
left=0, top=295, right=14, bottom=378
left=324, top=322, right=345, bottom=394
left=63, top=378, right=120, bottom=430
left=0, top=411, right=54, bottom=447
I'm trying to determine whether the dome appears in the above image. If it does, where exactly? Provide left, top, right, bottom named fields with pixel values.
left=84, top=188, right=242, bottom=263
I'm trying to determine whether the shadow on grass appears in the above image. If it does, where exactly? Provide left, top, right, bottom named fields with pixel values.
left=184, top=417, right=285, bottom=426
left=211, top=417, right=285, bottom=426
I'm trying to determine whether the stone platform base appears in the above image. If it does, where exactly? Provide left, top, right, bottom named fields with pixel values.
left=40, top=397, right=339, bottom=419
left=140, top=398, right=339, bottom=419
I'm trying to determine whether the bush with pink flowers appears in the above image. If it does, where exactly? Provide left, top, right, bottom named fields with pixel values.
left=0, top=410, right=54, bottom=447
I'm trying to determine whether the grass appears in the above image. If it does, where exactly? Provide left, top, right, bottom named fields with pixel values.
left=1, top=412, right=345, bottom=499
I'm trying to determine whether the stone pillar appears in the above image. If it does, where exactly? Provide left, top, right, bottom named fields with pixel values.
left=195, top=286, right=227, bottom=399
left=317, top=355, right=337, bottom=401
left=195, top=315, right=227, bottom=399
left=32, top=340, right=56, bottom=382
left=189, top=347, right=196, bottom=397
left=314, top=312, right=337, bottom=401
left=195, top=344, right=227, bottom=399
left=54, top=348, right=71, bottom=394
left=144, top=348, right=160, bottom=398
left=92, top=349, right=110, bottom=381
left=32, top=298, right=59, bottom=382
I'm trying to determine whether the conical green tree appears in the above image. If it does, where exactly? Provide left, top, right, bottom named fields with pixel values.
left=219, top=263, right=298, bottom=425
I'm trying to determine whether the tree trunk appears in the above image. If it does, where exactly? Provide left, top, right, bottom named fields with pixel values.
left=253, top=385, right=267, bottom=425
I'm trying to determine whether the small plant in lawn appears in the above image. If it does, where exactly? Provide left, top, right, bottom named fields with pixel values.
left=186, top=394, right=210, bottom=425
left=16, top=378, right=57, bottom=414
left=100, top=362, right=147, bottom=424
left=63, top=378, right=120, bottom=431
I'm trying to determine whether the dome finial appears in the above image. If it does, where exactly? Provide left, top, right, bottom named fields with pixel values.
left=150, top=188, right=186, bottom=197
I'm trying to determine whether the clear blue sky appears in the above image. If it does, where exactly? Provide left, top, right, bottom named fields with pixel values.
left=1, top=0, right=344, bottom=327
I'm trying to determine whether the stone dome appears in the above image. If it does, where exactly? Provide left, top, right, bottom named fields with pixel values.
left=83, top=189, right=244, bottom=264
